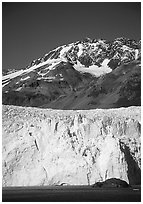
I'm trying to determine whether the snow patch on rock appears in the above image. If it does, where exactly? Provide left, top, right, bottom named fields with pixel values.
left=74, top=60, right=112, bottom=77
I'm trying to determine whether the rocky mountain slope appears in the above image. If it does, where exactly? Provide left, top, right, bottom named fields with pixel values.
left=2, top=37, right=141, bottom=109
left=2, top=105, right=141, bottom=186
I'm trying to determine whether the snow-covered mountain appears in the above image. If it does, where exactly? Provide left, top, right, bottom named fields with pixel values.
left=2, top=37, right=141, bottom=109
left=2, top=37, right=141, bottom=189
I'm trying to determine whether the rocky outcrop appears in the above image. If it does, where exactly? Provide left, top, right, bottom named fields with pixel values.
left=93, top=178, right=130, bottom=188
left=2, top=105, right=141, bottom=186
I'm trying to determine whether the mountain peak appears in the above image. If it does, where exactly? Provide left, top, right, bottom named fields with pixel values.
left=2, top=37, right=141, bottom=109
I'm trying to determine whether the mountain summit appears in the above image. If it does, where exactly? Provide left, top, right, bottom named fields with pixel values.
left=2, top=37, right=141, bottom=109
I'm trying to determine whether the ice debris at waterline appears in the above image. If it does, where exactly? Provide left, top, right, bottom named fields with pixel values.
left=2, top=105, right=141, bottom=186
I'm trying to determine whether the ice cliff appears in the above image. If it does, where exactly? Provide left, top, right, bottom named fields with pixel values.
left=2, top=105, right=141, bottom=186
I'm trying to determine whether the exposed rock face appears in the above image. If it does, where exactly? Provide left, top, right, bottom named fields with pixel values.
left=2, top=37, right=141, bottom=109
left=2, top=105, right=141, bottom=186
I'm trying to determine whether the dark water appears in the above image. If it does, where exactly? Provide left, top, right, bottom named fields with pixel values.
left=3, top=185, right=141, bottom=202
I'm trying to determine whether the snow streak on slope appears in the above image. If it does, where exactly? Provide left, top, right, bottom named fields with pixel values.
left=2, top=69, right=25, bottom=81
left=2, top=58, right=62, bottom=87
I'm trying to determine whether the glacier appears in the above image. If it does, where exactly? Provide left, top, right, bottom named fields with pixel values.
left=2, top=105, right=141, bottom=186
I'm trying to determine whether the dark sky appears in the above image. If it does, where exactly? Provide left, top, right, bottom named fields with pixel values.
left=2, top=2, right=141, bottom=71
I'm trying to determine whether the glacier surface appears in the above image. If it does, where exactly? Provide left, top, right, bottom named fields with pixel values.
left=2, top=105, right=141, bottom=186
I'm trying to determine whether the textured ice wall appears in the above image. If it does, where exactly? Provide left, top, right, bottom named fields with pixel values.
left=2, top=105, right=141, bottom=186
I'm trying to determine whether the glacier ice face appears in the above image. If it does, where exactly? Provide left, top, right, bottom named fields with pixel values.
left=2, top=105, right=141, bottom=186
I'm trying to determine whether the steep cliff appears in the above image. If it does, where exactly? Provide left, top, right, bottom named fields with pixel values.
left=2, top=105, right=141, bottom=186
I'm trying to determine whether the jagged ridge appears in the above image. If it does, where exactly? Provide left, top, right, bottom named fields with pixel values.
left=2, top=37, right=141, bottom=109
